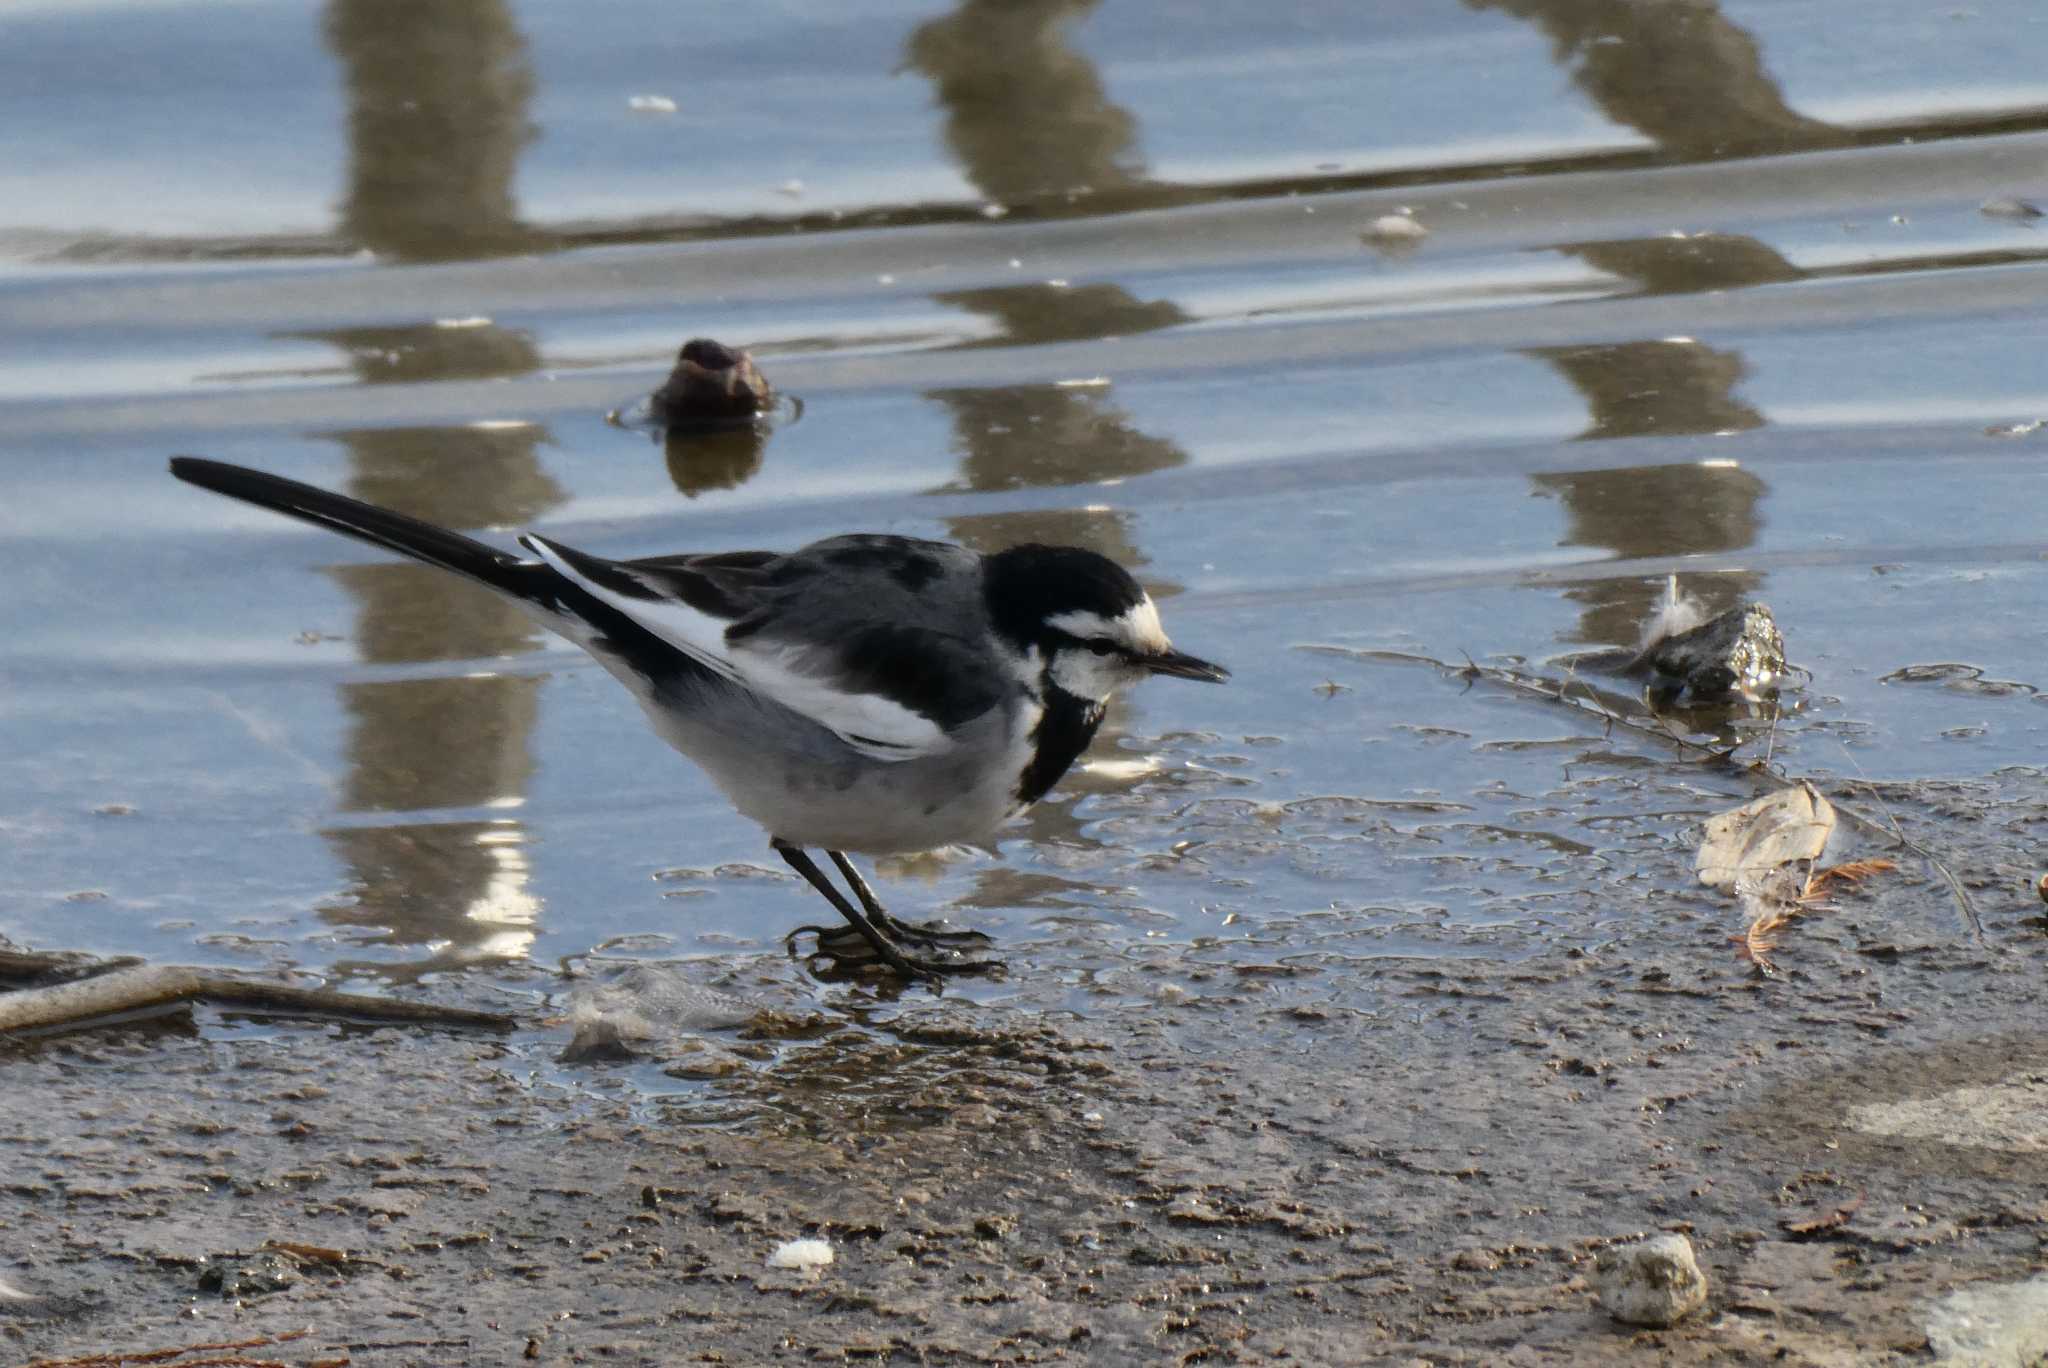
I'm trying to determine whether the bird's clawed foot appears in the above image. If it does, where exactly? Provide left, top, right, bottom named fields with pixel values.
left=772, top=843, right=999, bottom=985
left=784, top=921, right=1001, bottom=983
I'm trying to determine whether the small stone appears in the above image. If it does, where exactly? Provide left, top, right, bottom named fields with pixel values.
left=1363, top=213, right=1428, bottom=249
left=766, top=1238, right=833, bottom=1271
left=196, top=1252, right=299, bottom=1300
left=1596, top=1233, right=1708, bottom=1327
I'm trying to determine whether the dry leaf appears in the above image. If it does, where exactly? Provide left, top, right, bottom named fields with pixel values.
left=1696, top=786, right=1836, bottom=890
left=1781, top=1192, right=1866, bottom=1238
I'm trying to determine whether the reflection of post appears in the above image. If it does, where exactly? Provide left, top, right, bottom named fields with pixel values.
left=1533, top=338, right=1764, bottom=441
left=309, top=410, right=566, bottom=980
left=325, top=0, right=536, bottom=260
left=288, top=319, right=543, bottom=386
left=932, top=376, right=1191, bottom=857
left=1467, top=0, right=1848, bottom=156
left=906, top=0, right=1144, bottom=206
left=1558, top=233, right=1803, bottom=299
left=925, top=283, right=1191, bottom=547
left=1532, top=330, right=1767, bottom=645
left=1534, top=458, right=1767, bottom=648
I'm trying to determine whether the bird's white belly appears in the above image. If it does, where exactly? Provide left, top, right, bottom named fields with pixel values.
left=646, top=689, right=1039, bottom=854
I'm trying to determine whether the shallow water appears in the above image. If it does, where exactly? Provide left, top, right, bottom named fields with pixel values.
left=4, top=0, right=2046, bottom=1011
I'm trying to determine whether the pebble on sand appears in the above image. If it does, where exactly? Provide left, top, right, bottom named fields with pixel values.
left=1595, top=1233, right=1708, bottom=1327
left=1363, top=212, right=1428, bottom=249
left=767, top=1238, right=835, bottom=1271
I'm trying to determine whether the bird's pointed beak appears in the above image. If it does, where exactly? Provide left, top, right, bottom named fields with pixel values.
left=1146, top=649, right=1229, bottom=683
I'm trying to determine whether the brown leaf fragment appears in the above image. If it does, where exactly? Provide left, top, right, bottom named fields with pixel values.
left=1803, top=859, right=1898, bottom=901
left=262, top=1239, right=352, bottom=1265
left=1697, top=785, right=1836, bottom=891
left=1781, top=1192, right=1866, bottom=1239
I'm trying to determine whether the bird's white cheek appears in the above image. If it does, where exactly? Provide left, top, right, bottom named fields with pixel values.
left=1048, top=650, right=1139, bottom=701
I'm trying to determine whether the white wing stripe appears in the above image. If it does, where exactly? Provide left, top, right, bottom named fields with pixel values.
left=730, top=642, right=953, bottom=763
left=523, top=537, right=742, bottom=682
left=527, top=538, right=951, bottom=764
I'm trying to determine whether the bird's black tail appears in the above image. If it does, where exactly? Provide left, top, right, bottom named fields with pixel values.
left=170, top=456, right=537, bottom=598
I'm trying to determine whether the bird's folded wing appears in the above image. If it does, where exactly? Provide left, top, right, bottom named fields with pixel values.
left=522, top=536, right=1004, bottom=763
left=521, top=536, right=745, bottom=682
left=726, top=622, right=1008, bottom=763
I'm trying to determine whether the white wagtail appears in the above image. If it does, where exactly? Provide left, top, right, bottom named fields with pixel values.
left=170, top=457, right=1227, bottom=981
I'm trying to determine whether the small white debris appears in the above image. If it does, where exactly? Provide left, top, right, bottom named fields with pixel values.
left=767, top=1238, right=834, bottom=1271
left=876, top=273, right=895, bottom=285
left=1363, top=213, right=1428, bottom=249
left=1081, top=757, right=1159, bottom=781
left=1981, top=196, right=2044, bottom=221
left=1596, top=1233, right=1708, bottom=1327
left=627, top=94, right=677, bottom=114
left=979, top=202, right=1009, bottom=220
left=434, top=316, right=493, bottom=329
left=1639, top=574, right=1710, bottom=650
left=777, top=179, right=805, bottom=198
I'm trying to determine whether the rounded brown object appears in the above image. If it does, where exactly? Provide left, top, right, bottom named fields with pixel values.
left=649, top=338, right=774, bottom=427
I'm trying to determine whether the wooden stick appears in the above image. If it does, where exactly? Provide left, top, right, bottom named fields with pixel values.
left=0, top=963, right=516, bottom=1035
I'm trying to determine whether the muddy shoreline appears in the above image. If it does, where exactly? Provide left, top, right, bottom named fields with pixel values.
left=6, top=770, right=2044, bottom=1366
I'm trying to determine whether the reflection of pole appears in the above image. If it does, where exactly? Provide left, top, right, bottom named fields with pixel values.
left=1532, top=332, right=1767, bottom=646
left=906, top=4, right=1189, bottom=884
left=907, top=0, right=1144, bottom=206
left=932, top=382, right=1184, bottom=495
left=326, top=0, right=537, bottom=260
left=309, top=413, right=566, bottom=978
left=1532, top=338, right=1763, bottom=441
left=1466, top=0, right=1847, bottom=157
left=1558, top=233, right=1803, bottom=298
left=1534, top=459, right=1767, bottom=647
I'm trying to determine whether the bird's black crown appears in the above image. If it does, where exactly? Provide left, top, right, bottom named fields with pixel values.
left=982, top=544, right=1147, bottom=651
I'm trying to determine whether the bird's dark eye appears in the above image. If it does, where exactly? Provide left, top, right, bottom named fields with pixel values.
left=1087, top=638, right=1117, bottom=656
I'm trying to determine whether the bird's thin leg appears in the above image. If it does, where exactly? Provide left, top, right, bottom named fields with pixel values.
left=826, top=851, right=993, bottom=947
left=774, top=843, right=995, bottom=980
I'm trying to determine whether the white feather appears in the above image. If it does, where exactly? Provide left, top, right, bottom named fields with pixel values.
left=1639, top=574, right=1709, bottom=651
left=729, top=640, right=953, bottom=762
left=522, top=537, right=741, bottom=682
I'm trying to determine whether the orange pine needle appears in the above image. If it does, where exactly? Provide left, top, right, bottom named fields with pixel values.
left=1802, top=858, right=1898, bottom=901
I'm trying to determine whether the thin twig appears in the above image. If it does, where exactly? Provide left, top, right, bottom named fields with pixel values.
left=1332, top=647, right=1985, bottom=946
left=0, top=963, right=518, bottom=1035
